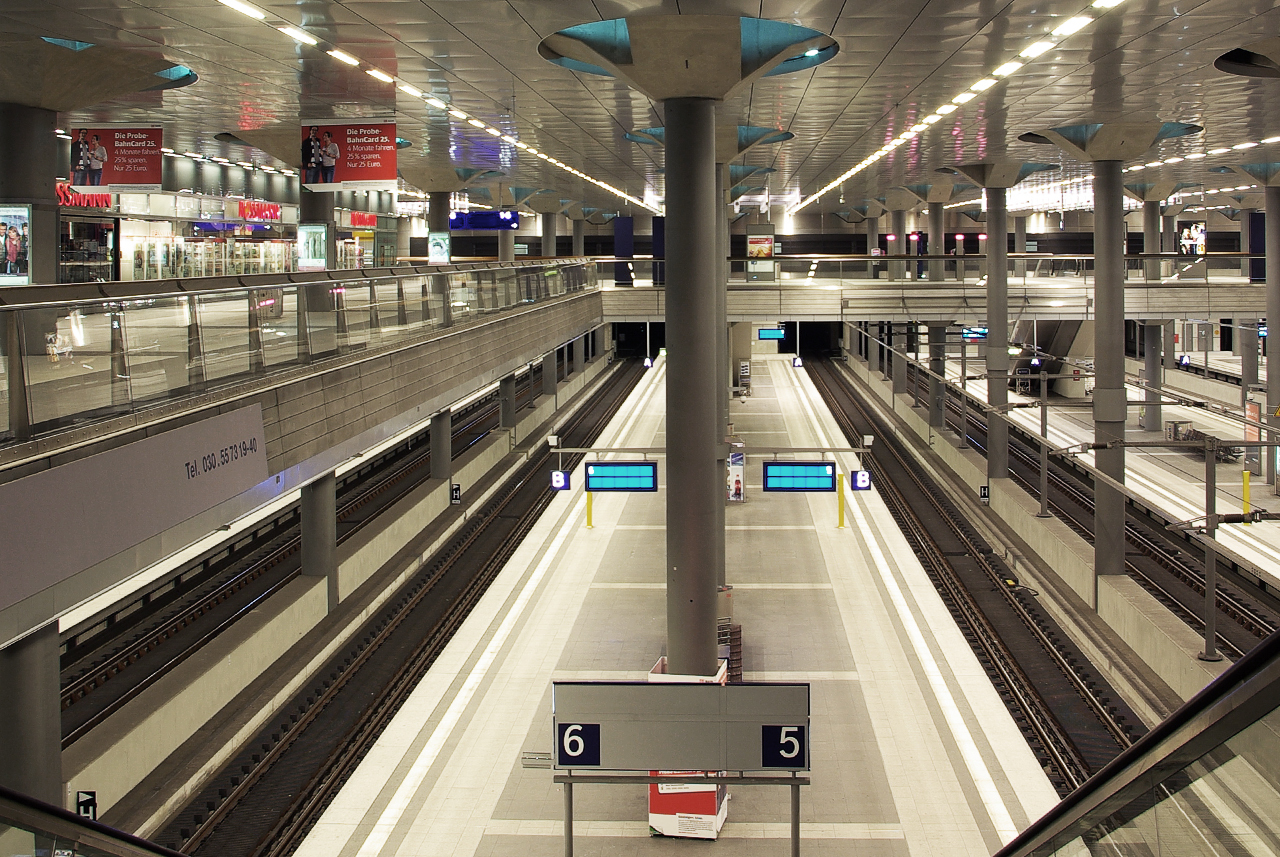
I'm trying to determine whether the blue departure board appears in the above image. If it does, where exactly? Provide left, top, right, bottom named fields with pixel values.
left=758, top=327, right=786, bottom=340
left=585, top=462, right=658, bottom=492
left=762, top=462, right=837, bottom=492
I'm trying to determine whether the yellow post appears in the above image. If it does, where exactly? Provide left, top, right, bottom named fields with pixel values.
left=1243, top=470, right=1251, bottom=524
left=586, top=490, right=593, bottom=529
left=837, top=471, right=845, bottom=529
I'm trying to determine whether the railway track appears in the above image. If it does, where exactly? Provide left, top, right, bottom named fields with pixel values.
left=154, top=359, right=645, bottom=857
left=59, top=365, right=549, bottom=746
left=928, top=365, right=1277, bottom=661
left=810, top=359, right=1138, bottom=793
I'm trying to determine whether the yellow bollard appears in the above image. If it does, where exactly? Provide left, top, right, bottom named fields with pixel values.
left=1243, top=470, right=1251, bottom=524
left=586, top=490, right=593, bottom=529
left=837, top=472, right=845, bottom=529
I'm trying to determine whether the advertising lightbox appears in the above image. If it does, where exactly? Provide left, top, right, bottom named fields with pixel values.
left=0, top=204, right=32, bottom=286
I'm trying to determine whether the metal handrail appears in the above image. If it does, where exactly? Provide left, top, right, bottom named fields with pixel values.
left=0, top=783, right=185, bottom=857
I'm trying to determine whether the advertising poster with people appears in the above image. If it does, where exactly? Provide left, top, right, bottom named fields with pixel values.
left=1179, top=222, right=1207, bottom=255
left=68, top=127, right=163, bottom=191
left=0, top=205, right=32, bottom=286
left=300, top=122, right=397, bottom=191
left=727, top=452, right=745, bottom=502
left=746, top=235, right=775, bottom=258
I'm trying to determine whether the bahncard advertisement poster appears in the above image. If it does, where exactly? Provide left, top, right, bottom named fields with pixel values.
left=68, top=126, right=163, bottom=191
left=300, top=122, right=397, bottom=191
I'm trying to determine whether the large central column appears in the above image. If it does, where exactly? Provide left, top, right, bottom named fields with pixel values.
left=1143, top=200, right=1161, bottom=281
left=665, top=98, right=720, bottom=676
left=541, top=212, right=558, bottom=257
left=1268, top=186, right=1280, bottom=486
left=1094, top=160, right=1127, bottom=580
left=890, top=209, right=907, bottom=280
left=865, top=215, right=880, bottom=278
left=987, top=187, right=1010, bottom=479
left=928, top=201, right=945, bottom=281
left=715, top=164, right=729, bottom=590
left=572, top=218, right=586, bottom=256
left=1142, top=323, right=1163, bottom=429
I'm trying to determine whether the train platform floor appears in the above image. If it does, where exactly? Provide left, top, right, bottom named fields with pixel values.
left=1169, top=349, right=1267, bottom=385
left=941, top=360, right=1280, bottom=589
left=294, top=354, right=1059, bottom=857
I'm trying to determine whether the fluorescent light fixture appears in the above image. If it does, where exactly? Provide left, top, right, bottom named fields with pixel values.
left=971, top=78, right=997, bottom=91
left=1208, top=147, right=1231, bottom=154
left=1163, top=157, right=1184, bottom=163
left=537, top=152, right=549, bottom=159
left=281, top=169, right=296, bottom=176
left=953, top=91, right=977, bottom=104
left=922, top=114, right=942, bottom=124
left=448, top=109, right=468, bottom=120
left=238, top=162, right=254, bottom=168
left=398, top=84, right=422, bottom=96
left=1144, top=161, right=1162, bottom=167
left=161, top=147, right=175, bottom=153
left=1049, top=300, right=1066, bottom=307
left=486, top=127, right=501, bottom=136
left=1052, top=16, right=1091, bottom=36
left=1233, top=141, right=1258, bottom=149
left=1128, top=165, right=1145, bottom=171
left=1185, top=152, right=1206, bottom=159
left=993, top=61, right=1023, bottom=76
left=367, top=68, right=394, bottom=83
left=910, top=123, right=928, bottom=132
left=804, top=48, right=819, bottom=57
left=328, top=49, right=359, bottom=65
left=1020, top=41, right=1055, bottom=58
left=183, top=151, right=202, bottom=158
left=901, top=131, right=917, bottom=139
left=426, top=97, right=448, bottom=110
left=526, top=148, right=539, bottom=155
left=501, top=135, right=517, bottom=144
left=937, top=104, right=958, bottom=115
left=514, top=141, right=529, bottom=149
left=217, top=0, right=266, bottom=19
left=212, top=157, right=230, bottom=163
left=278, top=26, right=318, bottom=45
left=467, top=118, right=485, bottom=128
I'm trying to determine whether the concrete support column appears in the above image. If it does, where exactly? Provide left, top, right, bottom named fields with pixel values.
left=542, top=350, right=558, bottom=399
left=1164, top=319, right=1177, bottom=370
left=865, top=216, right=880, bottom=279
left=1142, top=323, right=1163, bottom=430
left=301, top=472, right=338, bottom=610
left=396, top=216, right=411, bottom=262
left=1268, top=187, right=1280, bottom=485
left=0, top=104, right=58, bottom=286
left=1093, top=160, right=1127, bottom=580
left=498, top=228, right=515, bottom=262
left=431, top=409, right=451, bottom=480
left=1143, top=200, right=1161, bottom=281
left=715, top=165, right=728, bottom=590
left=928, top=324, right=946, bottom=427
left=427, top=191, right=451, bottom=234
left=541, top=212, right=558, bottom=257
left=5, top=312, right=30, bottom=440
left=1242, top=318, right=1259, bottom=410
left=300, top=190, right=337, bottom=269
left=987, top=187, right=1010, bottom=480
left=573, top=336, right=586, bottom=375
left=1163, top=215, right=1177, bottom=257
left=499, top=373, right=518, bottom=428
left=1013, top=215, right=1027, bottom=278
left=891, top=323, right=907, bottom=394
left=868, top=321, right=881, bottom=374
left=1241, top=209, right=1256, bottom=278
left=0, top=624, right=61, bottom=803
left=663, top=97, right=720, bottom=676
left=889, top=210, right=907, bottom=280
left=928, top=202, right=945, bottom=282
left=572, top=219, right=586, bottom=257
left=613, top=217, right=634, bottom=285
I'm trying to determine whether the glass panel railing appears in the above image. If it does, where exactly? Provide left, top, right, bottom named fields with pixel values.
left=996, top=630, right=1280, bottom=857
left=0, top=259, right=596, bottom=442
left=0, top=784, right=183, bottom=857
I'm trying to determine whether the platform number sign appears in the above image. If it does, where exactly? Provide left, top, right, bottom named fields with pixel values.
left=551, top=470, right=571, bottom=491
left=761, top=725, right=807, bottom=769
left=450, top=483, right=461, bottom=505
left=850, top=470, right=872, bottom=491
left=556, top=722, right=600, bottom=767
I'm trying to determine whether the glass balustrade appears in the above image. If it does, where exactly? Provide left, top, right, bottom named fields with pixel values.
left=1, top=259, right=596, bottom=440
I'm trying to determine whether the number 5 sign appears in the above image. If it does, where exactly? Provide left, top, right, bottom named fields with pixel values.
left=556, top=723, right=600, bottom=766
left=761, top=725, right=807, bottom=768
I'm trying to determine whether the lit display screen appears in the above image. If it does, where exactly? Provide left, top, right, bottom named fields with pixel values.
left=762, top=462, right=836, bottom=492
left=758, top=327, right=786, bottom=341
left=584, top=462, right=658, bottom=492
left=551, top=470, right=571, bottom=490
left=851, top=470, right=872, bottom=491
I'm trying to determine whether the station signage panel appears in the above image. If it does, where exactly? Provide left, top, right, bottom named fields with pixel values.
left=584, top=462, right=657, bottom=492
left=449, top=210, right=520, bottom=230
left=550, top=470, right=571, bottom=490
left=850, top=470, right=872, bottom=491
left=552, top=682, right=810, bottom=772
left=68, top=126, right=163, bottom=191
left=762, top=462, right=836, bottom=492
left=300, top=121, right=397, bottom=191
left=757, top=327, right=785, bottom=341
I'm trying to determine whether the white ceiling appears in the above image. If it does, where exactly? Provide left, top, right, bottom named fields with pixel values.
left=10, top=0, right=1280, bottom=213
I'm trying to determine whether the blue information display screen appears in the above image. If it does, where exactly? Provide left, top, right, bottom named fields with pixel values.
left=762, top=462, right=837, bottom=492
left=585, top=462, right=658, bottom=492
left=758, top=327, right=786, bottom=341
left=850, top=470, right=872, bottom=491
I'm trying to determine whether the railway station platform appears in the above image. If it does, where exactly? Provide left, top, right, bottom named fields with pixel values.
left=296, top=354, right=1059, bottom=857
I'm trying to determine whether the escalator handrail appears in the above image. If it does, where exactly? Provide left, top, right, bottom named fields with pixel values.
left=0, top=782, right=185, bottom=857
left=995, top=628, right=1280, bottom=857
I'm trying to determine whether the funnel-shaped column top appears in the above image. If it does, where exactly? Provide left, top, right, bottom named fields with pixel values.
left=0, top=34, right=196, bottom=111
left=540, top=15, right=837, bottom=101
left=399, top=164, right=505, bottom=193
left=626, top=124, right=794, bottom=163
left=1020, top=122, right=1201, bottom=162
left=1233, top=163, right=1280, bottom=187
left=948, top=162, right=1059, bottom=189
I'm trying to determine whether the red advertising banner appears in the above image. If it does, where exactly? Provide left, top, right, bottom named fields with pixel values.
left=300, top=122, right=396, bottom=191
left=239, top=200, right=281, bottom=221
left=68, top=127, right=163, bottom=190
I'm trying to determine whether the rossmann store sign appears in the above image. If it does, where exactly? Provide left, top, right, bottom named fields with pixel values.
left=56, top=182, right=112, bottom=209
left=238, top=200, right=282, bottom=222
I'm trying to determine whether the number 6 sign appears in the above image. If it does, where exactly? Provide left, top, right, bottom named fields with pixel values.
left=761, top=725, right=807, bottom=768
left=556, top=722, right=600, bottom=766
